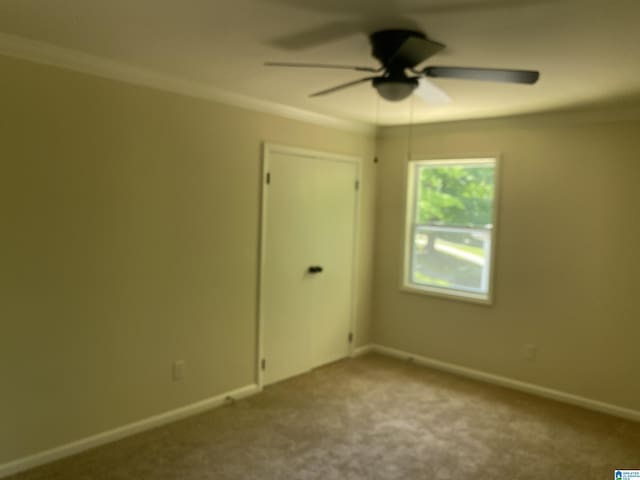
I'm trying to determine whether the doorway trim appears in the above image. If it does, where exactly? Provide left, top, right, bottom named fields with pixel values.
left=256, top=143, right=362, bottom=388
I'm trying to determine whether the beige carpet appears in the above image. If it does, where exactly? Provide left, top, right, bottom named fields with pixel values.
left=8, top=354, right=640, bottom=479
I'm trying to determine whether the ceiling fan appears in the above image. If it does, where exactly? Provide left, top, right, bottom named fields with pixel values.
left=265, top=29, right=539, bottom=103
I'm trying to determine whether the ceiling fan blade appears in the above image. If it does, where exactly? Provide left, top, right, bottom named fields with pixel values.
left=390, top=36, right=445, bottom=67
left=414, top=78, right=451, bottom=105
left=424, top=66, right=540, bottom=84
left=310, top=76, right=377, bottom=97
left=409, top=0, right=557, bottom=15
left=269, top=21, right=360, bottom=50
left=265, top=62, right=381, bottom=73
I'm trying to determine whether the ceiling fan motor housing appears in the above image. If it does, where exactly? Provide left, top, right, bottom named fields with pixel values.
left=370, top=29, right=427, bottom=68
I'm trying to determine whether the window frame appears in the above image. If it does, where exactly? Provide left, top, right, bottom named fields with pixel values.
left=401, top=155, right=500, bottom=305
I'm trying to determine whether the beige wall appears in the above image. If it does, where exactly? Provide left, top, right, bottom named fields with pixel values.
left=0, top=55, right=376, bottom=464
left=3, top=47, right=639, bottom=468
left=373, top=110, right=640, bottom=412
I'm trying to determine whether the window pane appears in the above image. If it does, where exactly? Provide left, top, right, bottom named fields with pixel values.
left=416, top=164, right=495, bottom=228
left=405, top=158, right=497, bottom=302
left=411, top=226, right=492, bottom=294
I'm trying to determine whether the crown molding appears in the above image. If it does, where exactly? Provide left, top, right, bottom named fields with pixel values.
left=0, top=32, right=375, bottom=135
left=377, top=98, right=640, bottom=136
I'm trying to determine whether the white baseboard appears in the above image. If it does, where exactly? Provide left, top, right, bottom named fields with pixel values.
left=351, top=344, right=375, bottom=357
left=5, top=346, right=638, bottom=478
left=0, top=383, right=261, bottom=479
left=362, top=344, right=640, bottom=423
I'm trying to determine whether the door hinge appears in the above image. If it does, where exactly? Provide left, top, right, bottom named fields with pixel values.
left=355, top=180, right=360, bottom=191
left=348, top=332, right=354, bottom=344
left=261, top=358, right=266, bottom=370
left=266, top=172, right=271, bottom=184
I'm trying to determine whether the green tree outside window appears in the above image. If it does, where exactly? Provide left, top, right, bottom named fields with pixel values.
left=417, top=165, right=494, bottom=227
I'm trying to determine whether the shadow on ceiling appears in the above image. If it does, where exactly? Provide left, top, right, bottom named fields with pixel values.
left=263, top=0, right=563, bottom=50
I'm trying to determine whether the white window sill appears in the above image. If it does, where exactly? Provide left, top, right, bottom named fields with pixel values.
left=400, top=284, right=493, bottom=306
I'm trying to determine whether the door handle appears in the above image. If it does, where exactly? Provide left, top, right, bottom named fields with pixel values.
left=308, top=266, right=324, bottom=274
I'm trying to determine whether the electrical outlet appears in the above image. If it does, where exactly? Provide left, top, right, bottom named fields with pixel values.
left=522, top=344, right=537, bottom=362
left=172, top=360, right=186, bottom=381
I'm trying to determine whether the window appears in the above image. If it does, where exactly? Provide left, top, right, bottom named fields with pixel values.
left=403, top=158, right=498, bottom=304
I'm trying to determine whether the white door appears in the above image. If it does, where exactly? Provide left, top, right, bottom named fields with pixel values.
left=261, top=147, right=358, bottom=385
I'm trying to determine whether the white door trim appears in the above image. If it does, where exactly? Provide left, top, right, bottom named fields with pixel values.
left=256, top=143, right=362, bottom=388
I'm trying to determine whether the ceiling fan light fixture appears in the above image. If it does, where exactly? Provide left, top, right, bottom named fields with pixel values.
left=372, top=77, right=419, bottom=102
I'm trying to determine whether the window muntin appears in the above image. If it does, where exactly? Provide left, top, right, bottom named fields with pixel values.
left=404, top=158, right=497, bottom=303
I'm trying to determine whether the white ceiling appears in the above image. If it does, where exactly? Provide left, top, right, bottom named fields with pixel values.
left=0, top=0, right=639, bottom=126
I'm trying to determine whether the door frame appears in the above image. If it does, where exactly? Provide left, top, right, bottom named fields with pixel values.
left=256, top=143, right=362, bottom=388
